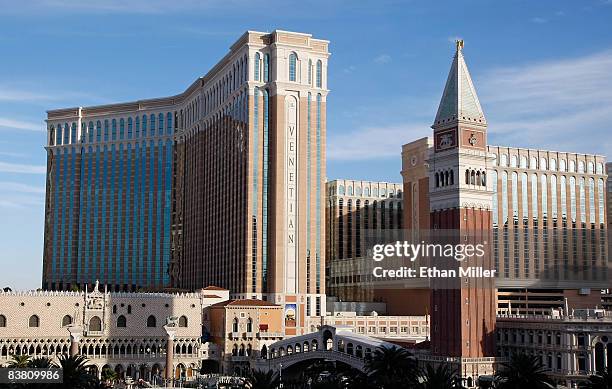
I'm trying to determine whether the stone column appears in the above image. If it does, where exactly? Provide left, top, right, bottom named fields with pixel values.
left=163, top=325, right=177, bottom=386
left=67, top=326, right=83, bottom=356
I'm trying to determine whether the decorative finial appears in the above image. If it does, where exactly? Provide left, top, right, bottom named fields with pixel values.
left=456, top=39, right=464, bottom=51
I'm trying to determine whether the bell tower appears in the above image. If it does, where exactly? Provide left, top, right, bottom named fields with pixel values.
left=428, top=40, right=497, bottom=377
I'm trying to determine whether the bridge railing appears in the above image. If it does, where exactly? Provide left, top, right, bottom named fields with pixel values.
left=262, top=349, right=367, bottom=369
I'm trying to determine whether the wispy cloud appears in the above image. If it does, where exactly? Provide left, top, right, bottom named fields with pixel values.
left=0, top=181, right=45, bottom=194
left=0, top=196, right=44, bottom=209
left=374, top=54, right=392, bottom=64
left=0, top=117, right=42, bottom=132
left=330, top=48, right=612, bottom=161
left=0, top=161, right=46, bottom=174
left=343, top=65, right=357, bottom=74
left=0, top=151, right=28, bottom=158
left=328, top=124, right=429, bottom=161
left=480, top=49, right=612, bottom=154
left=0, top=84, right=101, bottom=104
left=531, top=17, right=548, bottom=24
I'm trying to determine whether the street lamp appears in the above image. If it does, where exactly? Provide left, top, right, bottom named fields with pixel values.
left=279, top=363, right=283, bottom=389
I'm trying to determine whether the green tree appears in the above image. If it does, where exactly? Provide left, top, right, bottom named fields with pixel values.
left=365, top=345, right=418, bottom=388
left=248, top=369, right=278, bottom=389
left=580, top=368, right=612, bottom=389
left=100, top=366, right=117, bottom=383
left=417, top=364, right=461, bottom=389
left=28, top=357, right=54, bottom=368
left=6, top=355, right=30, bottom=368
left=495, top=353, right=554, bottom=389
left=55, top=354, right=99, bottom=389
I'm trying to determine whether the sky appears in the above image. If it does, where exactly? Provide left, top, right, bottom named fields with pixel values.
left=0, top=0, right=611, bottom=290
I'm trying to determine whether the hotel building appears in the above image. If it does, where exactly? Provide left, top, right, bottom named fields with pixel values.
left=325, top=180, right=406, bottom=305
left=43, top=30, right=329, bottom=332
left=497, top=308, right=612, bottom=388
left=0, top=284, right=223, bottom=381
left=399, top=50, right=608, bottom=314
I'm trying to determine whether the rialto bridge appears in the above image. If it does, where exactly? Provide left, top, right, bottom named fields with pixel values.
left=255, top=325, right=399, bottom=372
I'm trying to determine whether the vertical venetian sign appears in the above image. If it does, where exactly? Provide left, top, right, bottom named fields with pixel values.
left=286, top=95, right=298, bottom=294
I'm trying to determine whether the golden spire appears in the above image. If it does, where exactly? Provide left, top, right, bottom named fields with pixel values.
left=456, top=39, right=464, bottom=51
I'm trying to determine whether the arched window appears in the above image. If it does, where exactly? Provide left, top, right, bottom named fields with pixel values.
left=119, top=118, right=125, bottom=140
left=450, top=170, right=454, bottom=185
left=435, top=172, right=440, bottom=187
left=465, top=170, right=470, bottom=185
left=62, top=315, right=72, bottom=327
left=179, top=316, right=188, bottom=328
left=232, top=318, right=238, bottom=333
left=308, top=59, right=312, bottom=84
left=150, top=114, right=156, bottom=136
left=127, top=117, right=133, bottom=139
left=89, top=316, right=101, bottom=332
left=500, top=154, right=508, bottom=166
left=481, top=172, right=486, bottom=186
left=289, top=52, right=297, bottom=82
left=116, top=315, right=127, bottom=328
left=127, top=305, right=132, bottom=314
left=254, top=53, right=261, bottom=81
left=316, top=60, right=322, bottom=88
left=29, top=315, right=40, bottom=328
left=246, top=318, right=253, bottom=333
left=0, top=314, right=6, bottom=327
left=263, top=54, right=270, bottom=83
left=146, top=315, right=156, bottom=328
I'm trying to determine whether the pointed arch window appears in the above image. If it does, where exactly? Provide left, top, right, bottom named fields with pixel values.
left=62, top=315, right=72, bottom=327
left=146, top=315, right=157, bottom=328
left=29, top=315, right=40, bottom=328
left=89, top=316, right=101, bottom=332
left=116, top=315, right=127, bottom=328
left=179, top=316, right=188, bottom=327
left=308, top=59, right=312, bottom=85
left=263, top=54, right=270, bottom=82
left=289, top=52, right=297, bottom=82
left=254, top=53, right=261, bottom=81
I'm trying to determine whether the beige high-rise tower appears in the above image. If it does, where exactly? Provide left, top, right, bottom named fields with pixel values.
left=43, top=30, right=330, bottom=335
left=174, top=31, right=330, bottom=336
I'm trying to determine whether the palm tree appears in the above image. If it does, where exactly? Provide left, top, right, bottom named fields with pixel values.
left=55, top=354, right=99, bottom=389
left=495, top=353, right=554, bottom=389
left=580, top=368, right=612, bottom=389
left=417, top=364, right=461, bottom=389
left=100, top=366, right=118, bottom=383
left=248, top=369, right=278, bottom=389
left=365, top=345, right=418, bottom=388
left=6, top=355, right=31, bottom=368
left=28, top=357, right=54, bottom=368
